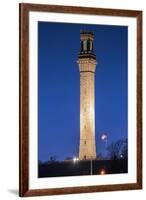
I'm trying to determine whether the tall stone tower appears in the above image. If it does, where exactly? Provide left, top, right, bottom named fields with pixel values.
left=77, top=31, right=97, bottom=160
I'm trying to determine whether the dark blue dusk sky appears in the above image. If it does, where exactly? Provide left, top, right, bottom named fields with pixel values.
left=38, top=22, right=128, bottom=161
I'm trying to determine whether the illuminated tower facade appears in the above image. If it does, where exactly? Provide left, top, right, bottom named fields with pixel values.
left=77, top=31, right=97, bottom=160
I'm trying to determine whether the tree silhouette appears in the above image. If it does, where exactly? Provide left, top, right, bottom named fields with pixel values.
left=49, top=155, right=57, bottom=162
left=107, top=139, right=127, bottom=160
left=121, top=138, right=128, bottom=159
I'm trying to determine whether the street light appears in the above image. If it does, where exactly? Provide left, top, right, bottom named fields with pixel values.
left=100, top=169, right=106, bottom=175
left=101, top=133, right=108, bottom=158
left=120, top=154, right=123, bottom=159
left=90, top=159, right=93, bottom=175
left=101, top=133, right=108, bottom=142
left=73, top=157, right=79, bottom=163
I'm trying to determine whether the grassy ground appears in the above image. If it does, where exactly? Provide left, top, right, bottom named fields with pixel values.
left=38, top=159, right=128, bottom=178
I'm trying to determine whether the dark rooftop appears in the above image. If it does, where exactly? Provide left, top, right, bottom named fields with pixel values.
left=80, top=30, right=94, bottom=35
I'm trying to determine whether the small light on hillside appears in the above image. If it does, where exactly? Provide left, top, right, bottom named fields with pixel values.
left=100, top=169, right=106, bottom=175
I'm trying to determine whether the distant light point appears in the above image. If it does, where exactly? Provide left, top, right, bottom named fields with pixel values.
left=73, top=157, right=79, bottom=163
left=101, top=133, right=108, bottom=141
left=100, top=169, right=106, bottom=175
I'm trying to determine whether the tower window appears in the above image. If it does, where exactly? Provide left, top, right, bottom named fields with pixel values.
left=81, top=41, right=83, bottom=52
left=84, top=125, right=86, bottom=129
left=84, top=155, right=86, bottom=160
left=87, top=39, right=90, bottom=51
left=84, top=140, right=86, bottom=144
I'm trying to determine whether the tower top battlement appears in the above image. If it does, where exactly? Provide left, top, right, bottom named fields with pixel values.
left=80, top=30, right=94, bottom=35
left=78, top=31, right=96, bottom=61
left=80, top=30, right=94, bottom=41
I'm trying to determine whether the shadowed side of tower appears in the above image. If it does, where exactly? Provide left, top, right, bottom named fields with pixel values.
left=77, top=31, right=97, bottom=160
